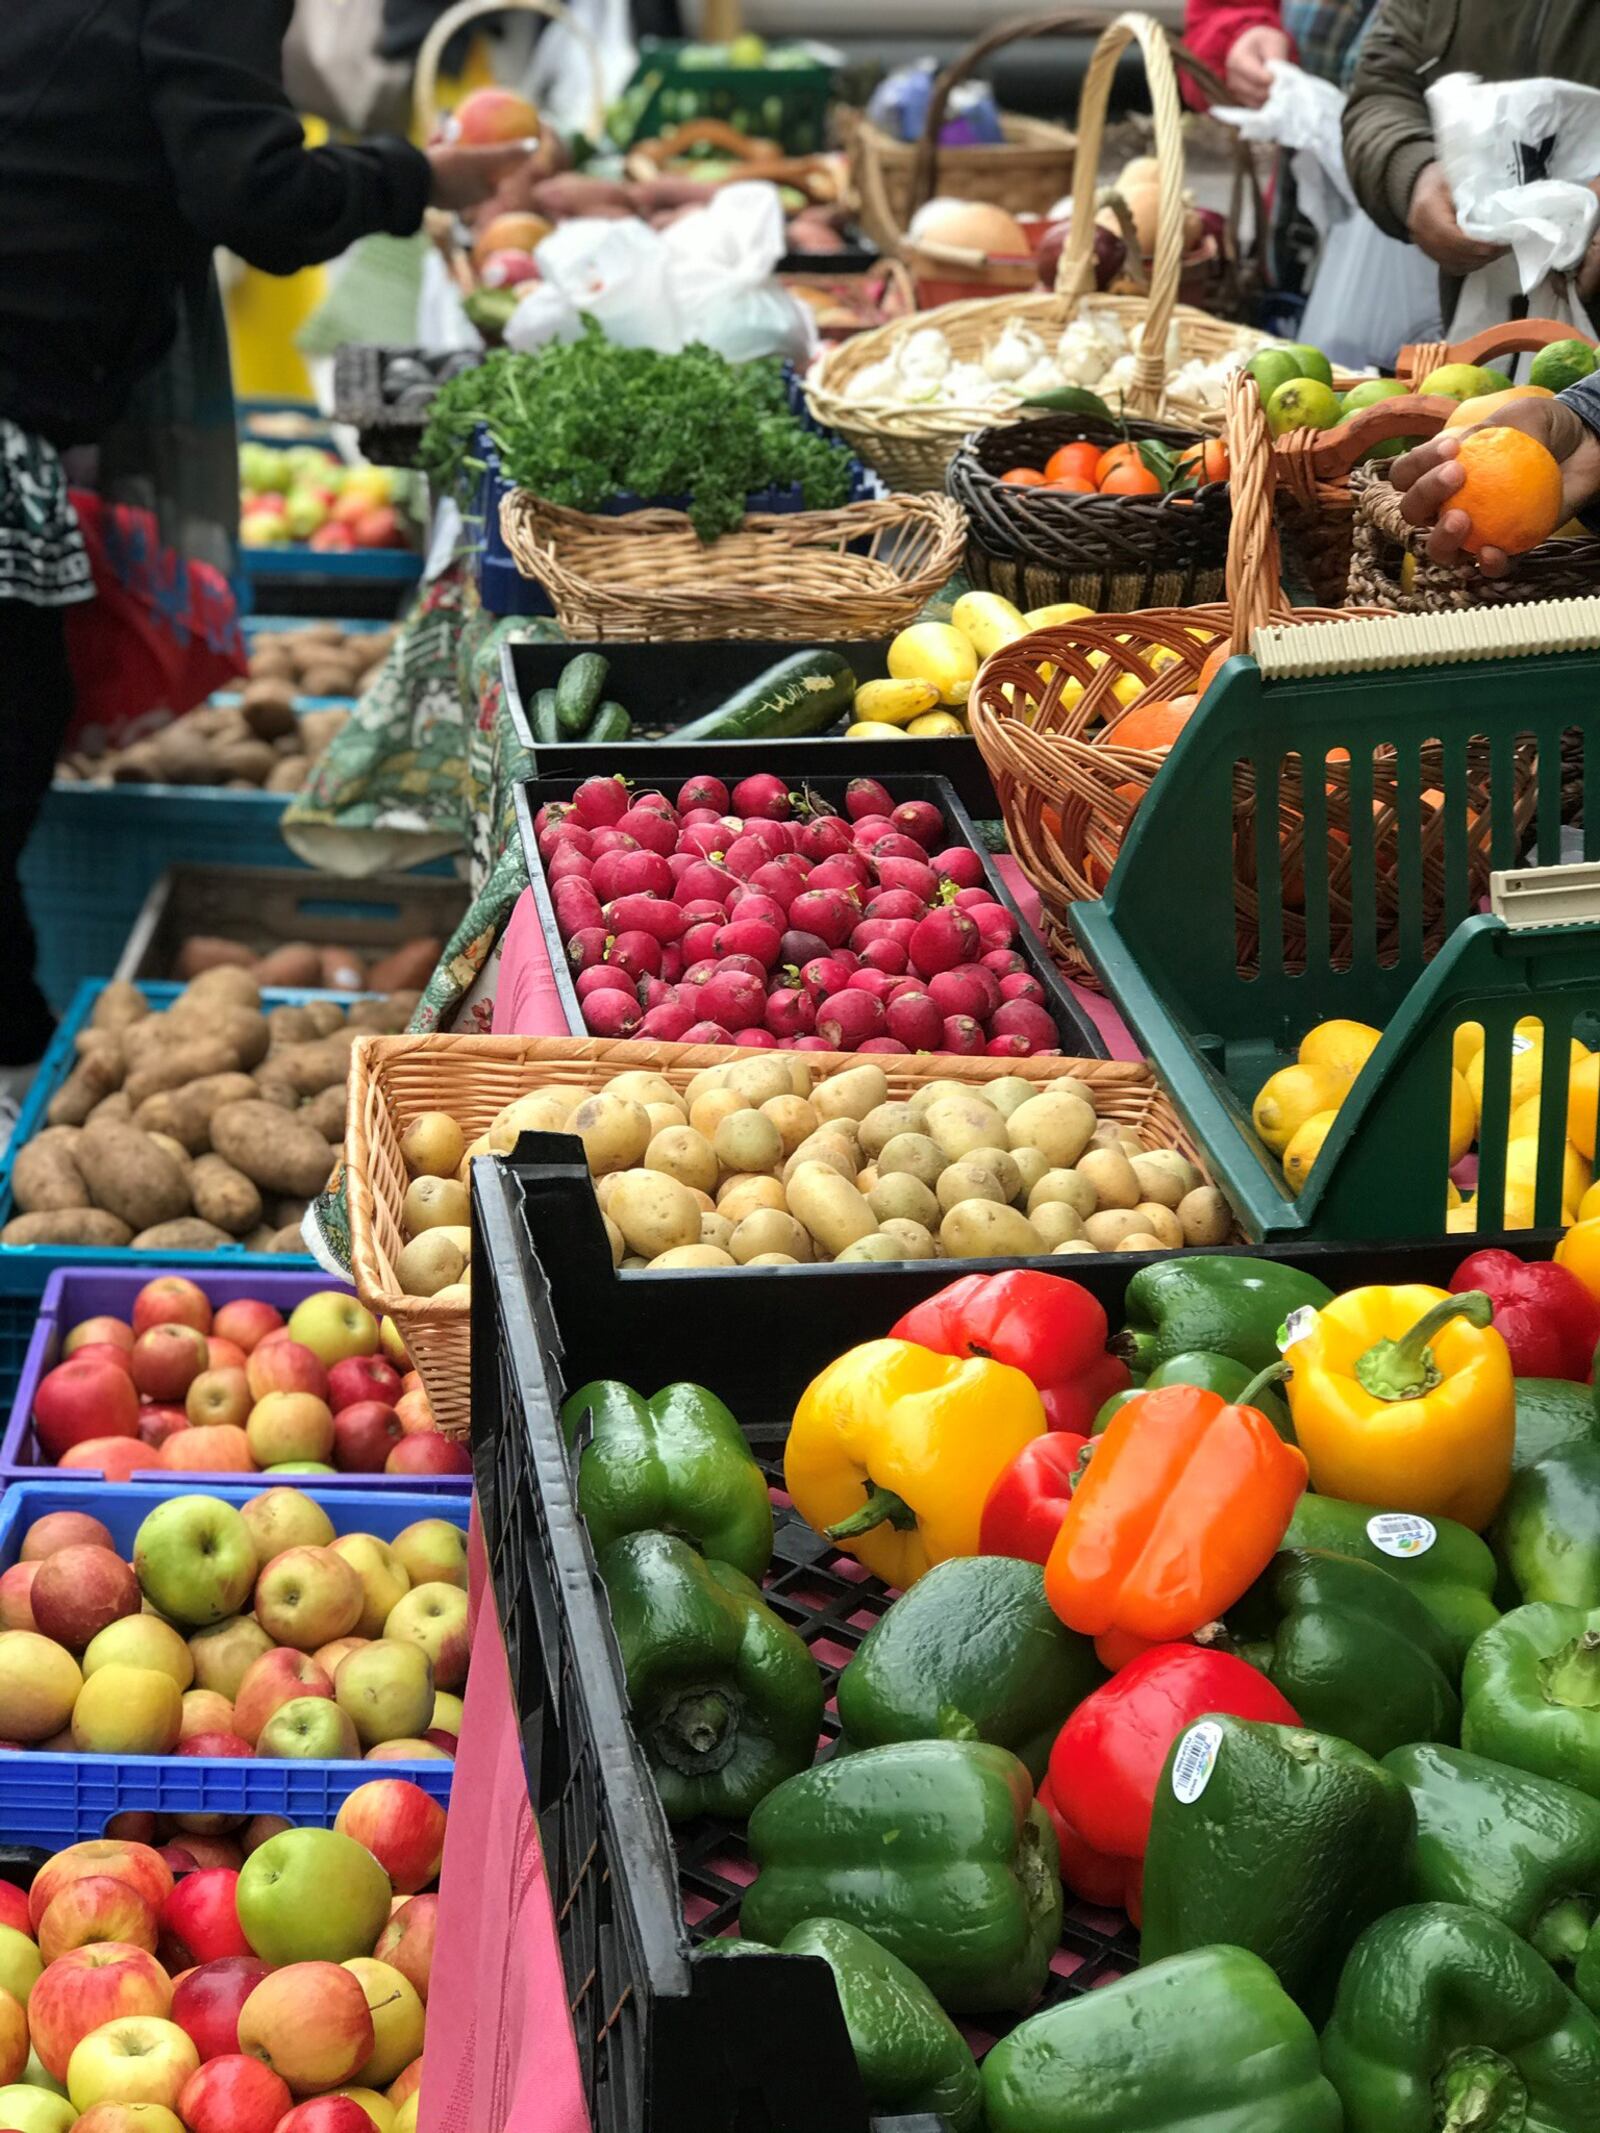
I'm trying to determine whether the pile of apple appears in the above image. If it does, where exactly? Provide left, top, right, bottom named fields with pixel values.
left=238, top=448, right=413, bottom=557
left=28, top=1277, right=469, bottom=1482
left=0, top=1486, right=466, bottom=1766
left=536, top=773, right=1066, bottom=1057
left=0, top=1793, right=440, bottom=2131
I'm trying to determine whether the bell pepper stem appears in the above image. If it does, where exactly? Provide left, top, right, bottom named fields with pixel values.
left=1353, top=1291, right=1494, bottom=1402
left=1541, top=1629, right=1600, bottom=1711
left=654, top=1687, right=739, bottom=1775
left=1237, top=1361, right=1291, bottom=1408
left=1531, top=1893, right=1597, bottom=1968
left=827, top=1485, right=918, bottom=1542
left=1435, top=2047, right=1526, bottom=2131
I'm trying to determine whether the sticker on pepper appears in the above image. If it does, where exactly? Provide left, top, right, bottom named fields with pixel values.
left=1367, top=1511, right=1437, bottom=1559
left=1280, top=1305, right=1320, bottom=1352
left=1171, top=1720, right=1225, bottom=1804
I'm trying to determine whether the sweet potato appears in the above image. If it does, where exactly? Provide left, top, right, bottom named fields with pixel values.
left=209, top=1100, right=335, bottom=1197
left=302, top=1084, right=347, bottom=1143
left=48, top=1048, right=125, bottom=1127
left=254, top=944, right=323, bottom=989
left=91, top=982, right=150, bottom=1036
left=12, top=1136, right=90, bottom=1214
left=241, top=678, right=297, bottom=740
left=367, top=938, right=441, bottom=994
left=131, top=1218, right=234, bottom=1251
left=75, top=1120, right=192, bottom=1231
left=175, top=937, right=256, bottom=980
left=2, top=1209, right=134, bottom=1248
left=124, top=1039, right=241, bottom=1109
left=188, top=1154, right=262, bottom=1236
left=319, top=946, right=366, bottom=992
left=297, top=708, right=348, bottom=758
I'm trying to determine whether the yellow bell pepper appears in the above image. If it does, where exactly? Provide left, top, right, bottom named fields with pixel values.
left=1283, top=1285, right=1514, bottom=1532
left=784, top=1339, right=1045, bottom=1586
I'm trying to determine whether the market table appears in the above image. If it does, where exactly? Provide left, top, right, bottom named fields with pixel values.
left=421, top=856, right=1138, bottom=2133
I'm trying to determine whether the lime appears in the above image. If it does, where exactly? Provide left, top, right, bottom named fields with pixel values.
left=1529, top=338, right=1599, bottom=393
left=1341, top=377, right=1408, bottom=413
left=1266, top=376, right=1341, bottom=437
left=1247, top=349, right=1302, bottom=401
left=1418, top=362, right=1501, bottom=401
left=1281, top=342, right=1334, bottom=387
left=1478, top=368, right=1516, bottom=394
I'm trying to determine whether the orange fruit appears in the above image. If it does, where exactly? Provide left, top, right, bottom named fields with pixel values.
left=1001, top=467, right=1047, bottom=486
left=1101, top=694, right=1197, bottom=749
left=1045, top=475, right=1096, bottom=494
left=1045, top=441, right=1103, bottom=485
left=1095, top=441, right=1145, bottom=485
left=1099, top=462, right=1163, bottom=497
left=1195, top=643, right=1230, bottom=696
left=1452, top=426, right=1565, bottom=554
left=1177, top=438, right=1230, bottom=484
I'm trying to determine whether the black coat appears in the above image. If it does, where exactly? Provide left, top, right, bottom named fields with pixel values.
left=0, top=0, right=432, bottom=444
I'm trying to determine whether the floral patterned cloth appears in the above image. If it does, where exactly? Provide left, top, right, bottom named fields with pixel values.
left=0, top=419, right=93, bottom=608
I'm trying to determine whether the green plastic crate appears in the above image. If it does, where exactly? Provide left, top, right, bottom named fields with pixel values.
left=1069, top=608, right=1600, bottom=1241
left=610, top=39, right=833, bottom=154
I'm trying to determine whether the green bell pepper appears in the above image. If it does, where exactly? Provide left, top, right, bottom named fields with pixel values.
left=598, top=1531, right=821, bottom=1821
left=1115, top=1255, right=1335, bottom=1378
left=1141, top=1716, right=1413, bottom=2022
left=1232, top=1549, right=1461, bottom=1759
left=1091, top=1349, right=1293, bottom=1438
left=981, top=1945, right=1343, bottom=2133
left=1495, top=1443, right=1600, bottom=1610
left=700, top=1918, right=981, bottom=2130
left=1384, top=1742, right=1600, bottom=1975
left=833, top=1555, right=1102, bottom=1783
left=1515, top=1378, right=1600, bottom=1474
left=1322, top=1901, right=1600, bottom=2132
left=1462, top=1603, right=1600, bottom=1797
left=1282, top=1492, right=1499, bottom=1669
left=742, top=1738, right=1062, bottom=2013
left=561, top=1378, right=773, bottom=1580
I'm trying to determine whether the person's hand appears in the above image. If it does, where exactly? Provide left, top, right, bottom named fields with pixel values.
left=1224, top=24, right=1291, bottom=107
left=1406, top=160, right=1507, bottom=275
left=427, top=141, right=541, bottom=213
left=1390, top=397, right=1600, bottom=575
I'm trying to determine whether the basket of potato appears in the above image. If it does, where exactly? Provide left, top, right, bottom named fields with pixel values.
left=345, top=1032, right=1233, bottom=1435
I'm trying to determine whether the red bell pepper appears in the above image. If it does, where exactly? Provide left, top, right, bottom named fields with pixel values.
left=979, top=1432, right=1089, bottom=1564
left=1046, top=1644, right=1300, bottom=1919
left=891, top=1271, right=1131, bottom=1433
left=1450, top=1249, right=1600, bottom=1381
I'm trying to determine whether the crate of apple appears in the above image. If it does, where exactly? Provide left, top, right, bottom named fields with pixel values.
left=535, top=771, right=1072, bottom=1057
left=0, top=1786, right=439, bottom=2131
left=238, top=446, right=414, bottom=557
left=21, top=1276, right=470, bottom=1485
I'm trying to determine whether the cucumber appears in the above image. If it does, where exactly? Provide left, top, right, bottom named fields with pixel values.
left=585, top=701, right=633, bottom=744
left=556, top=652, right=609, bottom=734
left=531, top=688, right=561, bottom=746
left=671, top=651, right=857, bottom=744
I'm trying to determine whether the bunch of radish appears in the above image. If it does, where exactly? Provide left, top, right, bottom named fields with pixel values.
left=533, top=773, right=1063, bottom=1056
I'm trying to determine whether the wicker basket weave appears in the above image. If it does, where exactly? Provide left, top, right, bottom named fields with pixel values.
left=347, top=1033, right=1213, bottom=1435
left=496, top=491, right=967, bottom=641
left=809, top=13, right=1269, bottom=491
left=1348, top=465, right=1600, bottom=612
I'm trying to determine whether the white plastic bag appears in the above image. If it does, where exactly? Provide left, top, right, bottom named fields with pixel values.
left=520, top=0, right=635, bottom=139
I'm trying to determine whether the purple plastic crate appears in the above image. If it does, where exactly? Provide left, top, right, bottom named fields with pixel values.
left=3, top=1264, right=470, bottom=1493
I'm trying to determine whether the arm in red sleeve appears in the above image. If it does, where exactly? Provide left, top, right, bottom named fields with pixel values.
left=1180, top=0, right=1291, bottom=107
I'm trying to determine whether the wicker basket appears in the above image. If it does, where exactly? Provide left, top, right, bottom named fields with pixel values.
left=809, top=13, right=1270, bottom=490
left=347, top=1031, right=1216, bottom=1435
left=496, top=491, right=967, bottom=641
left=1396, top=318, right=1598, bottom=391
left=1348, top=465, right=1600, bottom=612
left=948, top=409, right=1231, bottom=611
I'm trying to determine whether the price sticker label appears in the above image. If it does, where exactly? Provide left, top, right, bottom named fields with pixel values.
left=1171, top=1720, right=1225, bottom=1804
left=1367, top=1511, right=1437, bottom=1559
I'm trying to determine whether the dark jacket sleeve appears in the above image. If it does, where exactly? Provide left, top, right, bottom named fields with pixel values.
left=1341, top=0, right=1438, bottom=241
left=141, top=0, right=432, bottom=274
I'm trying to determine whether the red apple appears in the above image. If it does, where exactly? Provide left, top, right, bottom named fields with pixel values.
left=334, top=1781, right=446, bottom=1895
left=62, top=1341, right=135, bottom=1374
left=60, top=1437, right=162, bottom=1478
left=389, top=2055, right=423, bottom=2108
left=274, top=2098, right=377, bottom=2132
left=140, top=1403, right=193, bottom=1449
left=374, top=1894, right=436, bottom=2002
left=30, top=1545, right=140, bottom=1651
left=0, top=1561, right=36, bottom=1632
left=212, top=1301, right=285, bottom=1355
left=0, top=1881, right=28, bottom=1936
left=21, top=1510, right=113, bottom=1561
left=33, top=1355, right=140, bottom=1459
left=246, top=1341, right=328, bottom=1405
left=171, top=1958, right=273, bottom=2062
left=385, top=1435, right=471, bottom=1478
left=331, top=1401, right=403, bottom=1474
left=28, top=1939, right=173, bottom=2079
left=162, top=1425, right=257, bottom=1473
left=237, top=1963, right=374, bottom=2093
left=206, top=1337, right=249, bottom=1374
left=452, top=84, right=538, bottom=142
left=180, top=1731, right=254, bottom=1761
left=392, top=1389, right=436, bottom=1438
left=132, top=1276, right=213, bottom=1337
left=64, top=1316, right=134, bottom=1358
left=37, top=1872, right=160, bottom=1961
left=160, top=1868, right=252, bottom=1968
left=325, top=1356, right=402, bottom=1414
left=232, top=1651, right=334, bottom=1746
left=179, top=2052, right=292, bottom=2133
left=131, top=1322, right=211, bottom=1403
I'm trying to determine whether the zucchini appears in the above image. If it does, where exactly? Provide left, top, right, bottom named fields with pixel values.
left=531, top=688, right=561, bottom=746
left=585, top=701, right=633, bottom=744
left=671, top=651, right=857, bottom=744
left=556, top=652, right=609, bottom=734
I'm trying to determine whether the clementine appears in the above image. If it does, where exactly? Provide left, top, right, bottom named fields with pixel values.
left=1099, top=462, right=1163, bottom=497
left=1095, top=440, right=1145, bottom=485
left=1001, top=467, right=1047, bottom=486
left=1177, top=438, right=1230, bottom=484
left=1101, top=694, right=1198, bottom=749
left=1045, top=475, right=1097, bottom=493
left=1045, top=441, right=1103, bottom=485
left=1452, top=426, right=1565, bottom=555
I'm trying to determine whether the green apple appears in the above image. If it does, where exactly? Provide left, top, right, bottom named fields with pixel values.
left=133, top=1497, right=256, bottom=1628
left=22, top=2050, right=65, bottom=2099
left=1246, top=348, right=1301, bottom=401
left=0, top=1927, right=42, bottom=2008
left=1278, top=341, right=1332, bottom=386
left=236, top=1829, right=392, bottom=1963
left=257, top=1696, right=361, bottom=1760
left=0, top=2084, right=76, bottom=2133
left=335, top=1642, right=433, bottom=1748
left=263, top=1460, right=339, bottom=1475
left=287, top=1292, right=380, bottom=1368
left=284, top=488, right=327, bottom=541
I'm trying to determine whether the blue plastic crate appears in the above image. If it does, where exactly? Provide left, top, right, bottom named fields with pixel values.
left=242, top=544, right=423, bottom=586
left=0, top=1477, right=461, bottom=1848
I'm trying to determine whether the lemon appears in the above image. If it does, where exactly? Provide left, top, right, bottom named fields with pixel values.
left=1266, top=377, right=1341, bottom=437
left=1418, top=362, right=1503, bottom=401
left=1450, top=1069, right=1476, bottom=1164
left=1494, top=1138, right=1589, bottom=1228
left=951, top=591, right=1028, bottom=660
left=1298, top=1019, right=1381, bottom=1082
left=1568, top=1052, right=1600, bottom=1161
left=1465, top=1033, right=1587, bottom=1123
left=1579, top=1177, right=1600, bottom=1223
left=888, top=623, right=978, bottom=705
left=1453, top=1021, right=1485, bottom=1078
left=1447, top=1179, right=1463, bottom=1210
left=1252, top=1062, right=1351, bottom=1155
left=906, top=710, right=967, bottom=737
left=1530, top=337, right=1598, bottom=393
left=1446, top=1198, right=1478, bottom=1234
left=1283, top=1108, right=1337, bottom=1195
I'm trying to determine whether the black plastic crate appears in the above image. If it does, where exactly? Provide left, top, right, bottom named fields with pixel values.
left=332, top=343, right=482, bottom=469
left=472, top=1150, right=1493, bottom=2133
left=514, top=763, right=1102, bottom=1059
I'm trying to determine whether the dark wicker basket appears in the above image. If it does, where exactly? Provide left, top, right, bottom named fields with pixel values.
left=1348, top=464, right=1600, bottom=611
left=948, top=411, right=1231, bottom=614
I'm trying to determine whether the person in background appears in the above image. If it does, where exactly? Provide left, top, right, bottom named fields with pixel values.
left=0, top=0, right=532, bottom=1086
left=1390, top=388, right=1600, bottom=575
left=1182, top=0, right=1379, bottom=106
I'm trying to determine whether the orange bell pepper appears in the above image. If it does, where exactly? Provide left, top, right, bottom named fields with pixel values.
left=1044, top=1368, right=1308, bottom=1643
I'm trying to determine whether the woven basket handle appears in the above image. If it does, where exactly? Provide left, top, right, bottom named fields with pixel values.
left=1056, top=13, right=1186, bottom=414
left=1284, top=394, right=1454, bottom=481
left=1222, top=367, right=1283, bottom=648
left=413, top=0, right=606, bottom=144
left=1398, top=317, right=1597, bottom=384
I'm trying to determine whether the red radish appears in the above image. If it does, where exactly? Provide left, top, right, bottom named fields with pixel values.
left=591, top=852, right=635, bottom=904
left=779, top=929, right=829, bottom=968
left=886, top=991, right=943, bottom=1049
left=793, top=1035, right=833, bottom=1051
left=698, top=969, right=767, bottom=1031
left=617, top=807, right=676, bottom=856
left=567, top=927, right=608, bottom=972
left=637, top=975, right=675, bottom=1010
left=726, top=833, right=777, bottom=879
left=678, top=896, right=728, bottom=925
left=808, top=853, right=873, bottom=896
left=859, top=1037, right=910, bottom=1053
left=765, top=988, right=816, bottom=1038
left=801, top=956, right=855, bottom=999
left=768, top=819, right=807, bottom=854
left=870, top=832, right=929, bottom=865
left=930, top=966, right=999, bottom=1021
left=679, top=807, right=723, bottom=830
left=932, top=846, right=985, bottom=888
left=715, top=919, right=782, bottom=968
left=789, top=889, right=857, bottom=948
left=682, top=1020, right=733, bottom=1044
left=732, top=773, right=793, bottom=819
left=853, top=917, right=918, bottom=950
left=800, top=816, right=854, bottom=861
left=847, top=969, right=895, bottom=999
left=678, top=776, right=728, bottom=812
left=734, top=1027, right=779, bottom=1048
left=681, top=922, right=720, bottom=963
left=875, top=857, right=940, bottom=903
left=717, top=953, right=768, bottom=984
left=971, top=905, right=1017, bottom=952
left=641, top=1002, right=696, bottom=1039
left=660, top=943, right=685, bottom=982
left=576, top=965, right=633, bottom=1000
left=1000, top=972, right=1046, bottom=1006
left=681, top=958, right=719, bottom=987
left=860, top=938, right=909, bottom=974
left=885, top=974, right=930, bottom=1001
left=666, top=852, right=697, bottom=882
left=572, top=776, right=629, bottom=827
left=747, top=860, right=806, bottom=910
left=539, top=822, right=593, bottom=859
left=728, top=889, right=787, bottom=932
left=941, top=1015, right=986, bottom=1055
left=546, top=847, right=593, bottom=885
left=990, top=999, right=1058, bottom=1049
left=605, top=896, right=686, bottom=942
left=675, top=861, right=736, bottom=906
left=609, top=849, right=674, bottom=898
left=910, top=907, right=980, bottom=978
left=850, top=818, right=894, bottom=848
left=864, top=889, right=927, bottom=924
left=633, top=789, right=676, bottom=815
left=553, top=886, right=603, bottom=934
left=846, top=777, right=893, bottom=820
left=582, top=990, right=642, bottom=1037
left=981, top=948, right=1028, bottom=977
left=986, top=1034, right=1033, bottom=1057
left=678, top=822, right=728, bottom=859
left=607, top=930, right=662, bottom=979
left=816, top=990, right=886, bottom=1048
left=534, top=802, right=559, bottom=833
left=954, top=886, right=997, bottom=910
left=891, top=800, right=944, bottom=848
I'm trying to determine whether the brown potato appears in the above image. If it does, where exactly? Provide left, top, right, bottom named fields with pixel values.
left=130, top=1217, right=235, bottom=1251
left=254, top=1035, right=355, bottom=1097
left=124, top=1039, right=241, bottom=1109
left=11, top=1136, right=89, bottom=1214
left=177, top=967, right=261, bottom=1013
left=298, top=1001, right=348, bottom=1039
left=240, top=679, right=298, bottom=740
left=302, top=1084, right=348, bottom=1144
left=86, top=1090, right=133, bottom=1125
left=265, top=1005, right=320, bottom=1046
left=46, top=1048, right=124, bottom=1127
left=209, top=1101, right=336, bottom=1197
left=188, top=1155, right=263, bottom=1237
left=1, top=1210, right=134, bottom=1248
left=90, top=981, right=150, bottom=1035
left=75, top=1120, right=191, bottom=1231
left=138, top=1072, right=261, bottom=1154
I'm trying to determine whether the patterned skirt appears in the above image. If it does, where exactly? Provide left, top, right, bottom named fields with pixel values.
left=0, top=418, right=93, bottom=607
